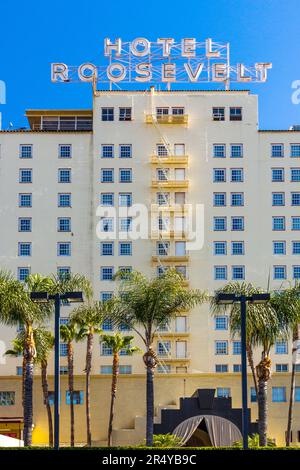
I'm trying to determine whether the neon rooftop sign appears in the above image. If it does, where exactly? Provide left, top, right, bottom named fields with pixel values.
left=51, top=38, right=272, bottom=88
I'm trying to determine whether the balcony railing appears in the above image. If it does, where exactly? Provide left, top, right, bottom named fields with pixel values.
left=150, top=155, right=188, bottom=165
left=152, top=255, right=189, bottom=263
left=145, top=114, right=188, bottom=125
left=151, top=179, right=189, bottom=189
left=32, top=118, right=93, bottom=131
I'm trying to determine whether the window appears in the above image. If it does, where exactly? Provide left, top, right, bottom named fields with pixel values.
left=231, top=193, right=244, bottom=206
left=58, top=242, right=71, bottom=256
left=233, top=341, right=241, bottom=355
left=293, top=266, right=300, bottom=279
left=233, top=364, right=242, bottom=373
left=119, top=168, right=132, bottom=182
left=157, top=242, right=169, bottom=256
left=58, top=193, right=71, bottom=207
left=291, top=144, right=300, bottom=157
left=215, top=364, right=228, bottom=373
left=272, top=193, right=285, bottom=206
left=232, top=265, right=245, bottom=280
left=101, top=193, right=114, bottom=206
left=272, top=168, right=284, bottom=182
left=212, top=107, right=225, bottom=121
left=101, top=242, right=114, bottom=256
left=276, top=364, right=288, bottom=372
left=100, top=217, right=115, bottom=234
left=118, top=266, right=132, bottom=278
left=272, top=217, right=285, bottom=231
left=19, top=168, right=32, bottom=183
left=213, top=168, right=226, bottom=182
left=175, top=143, right=185, bottom=156
left=156, top=107, right=169, bottom=118
left=275, top=340, right=288, bottom=354
left=101, top=145, right=114, bottom=158
left=119, top=242, right=132, bottom=256
left=231, top=217, right=244, bottom=231
left=214, top=193, right=226, bottom=206
left=291, top=168, right=300, bottom=181
left=17, top=267, right=30, bottom=282
left=18, top=218, right=31, bottom=232
left=272, top=387, right=286, bottom=402
left=230, top=144, right=243, bottom=158
left=58, top=218, right=71, bottom=232
left=292, top=217, right=300, bottom=230
left=231, top=168, right=243, bottom=182
left=102, top=319, right=113, bottom=331
left=101, top=292, right=113, bottom=302
left=119, top=193, right=132, bottom=207
left=119, top=365, right=132, bottom=374
left=19, top=193, right=32, bottom=207
left=172, top=107, right=184, bottom=115
left=101, top=169, right=114, bottom=183
left=20, top=145, right=32, bottom=159
left=215, top=341, right=228, bottom=355
left=214, top=217, right=227, bottom=231
left=157, top=168, right=169, bottom=181
left=16, top=366, right=23, bottom=376
left=157, top=365, right=172, bottom=373
left=157, top=144, right=168, bottom=156
left=60, top=366, right=69, bottom=375
left=231, top=241, right=244, bottom=255
left=101, top=342, right=113, bottom=355
left=60, top=317, right=69, bottom=325
left=119, top=145, right=132, bottom=158
left=250, top=387, right=257, bottom=403
left=292, top=192, right=300, bottom=206
left=273, top=241, right=286, bottom=255
left=59, top=145, right=71, bottom=158
left=157, top=192, right=170, bottom=206
left=101, top=267, right=114, bottom=281
left=60, top=343, right=68, bottom=356
left=215, top=316, right=228, bottom=330
left=18, top=243, right=31, bottom=257
left=57, top=267, right=71, bottom=279
left=0, top=391, right=15, bottom=406
left=214, top=241, right=227, bottom=255
left=214, top=266, right=227, bottom=280
left=157, top=341, right=171, bottom=356
left=273, top=265, right=286, bottom=280
left=292, top=241, right=300, bottom=254
left=216, top=388, right=230, bottom=398
left=213, top=144, right=226, bottom=158
left=295, top=387, right=300, bottom=402
left=102, top=107, right=114, bottom=121
left=120, top=217, right=132, bottom=232
left=58, top=168, right=71, bottom=183
left=271, top=144, right=284, bottom=157
left=119, top=107, right=132, bottom=121
left=101, top=366, right=113, bottom=374
left=66, top=391, right=84, bottom=405
left=229, top=107, right=242, bottom=121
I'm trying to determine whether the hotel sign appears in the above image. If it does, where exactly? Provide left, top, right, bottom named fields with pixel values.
left=51, top=38, right=272, bottom=86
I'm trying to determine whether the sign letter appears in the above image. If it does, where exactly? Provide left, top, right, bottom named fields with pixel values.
left=51, top=63, right=68, bottom=82
left=104, top=38, right=121, bottom=57
left=135, top=63, right=152, bottom=82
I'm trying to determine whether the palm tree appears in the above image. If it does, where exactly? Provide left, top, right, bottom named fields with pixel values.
left=101, top=333, right=138, bottom=446
left=271, top=284, right=300, bottom=446
left=114, top=269, right=207, bottom=446
left=71, top=301, right=113, bottom=446
left=34, top=328, right=55, bottom=447
left=211, top=281, right=284, bottom=447
left=5, top=337, right=25, bottom=409
left=60, top=321, right=81, bottom=446
left=0, top=271, right=53, bottom=446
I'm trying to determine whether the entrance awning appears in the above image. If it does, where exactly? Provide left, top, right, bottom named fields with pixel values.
left=172, top=415, right=242, bottom=447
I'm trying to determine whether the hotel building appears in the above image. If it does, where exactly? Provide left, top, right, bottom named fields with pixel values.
left=0, top=87, right=300, bottom=445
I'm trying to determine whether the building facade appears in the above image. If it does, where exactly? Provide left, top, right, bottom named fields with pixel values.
left=0, top=88, right=300, bottom=445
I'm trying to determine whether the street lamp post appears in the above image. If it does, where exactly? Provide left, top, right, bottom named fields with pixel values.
left=30, top=291, right=83, bottom=450
left=215, top=292, right=270, bottom=450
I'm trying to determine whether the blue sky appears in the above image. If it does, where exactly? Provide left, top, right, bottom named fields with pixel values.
left=0, top=0, right=299, bottom=129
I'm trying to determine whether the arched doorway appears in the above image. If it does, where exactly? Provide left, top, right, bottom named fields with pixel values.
left=172, top=415, right=242, bottom=447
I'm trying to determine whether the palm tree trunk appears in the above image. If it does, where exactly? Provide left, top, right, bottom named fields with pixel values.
left=67, top=342, right=75, bottom=446
left=22, top=354, right=26, bottom=409
left=23, top=355, right=34, bottom=446
left=146, top=365, right=154, bottom=446
left=256, top=355, right=271, bottom=446
left=246, top=344, right=258, bottom=396
left=85, top=332, right=93, bottom=447
left=286, top=327, right=299, bottom=446
left=41, top=361, right=53, bottom=447
left=108, top=352, right=119, bottom=446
